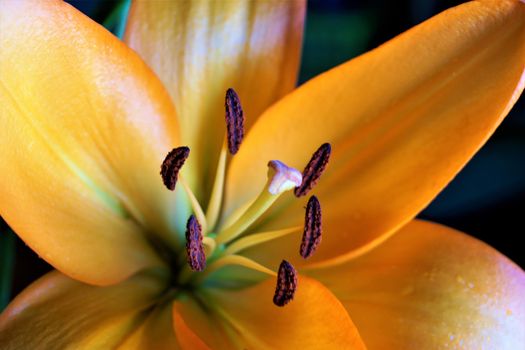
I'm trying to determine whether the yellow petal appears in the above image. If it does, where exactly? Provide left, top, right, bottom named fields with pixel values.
left=124, top=0, right=306, bottom=199
left=0, top=269, right=168, bottom=349
left=308, top=220, right=525, bottom=349
left=173, top=277, right=365, bottom=349
left=225, top=0, right=525, bottom=267
left=0, top=0, right=182, bottom=284
left=118, top=302, right=180, bottom=350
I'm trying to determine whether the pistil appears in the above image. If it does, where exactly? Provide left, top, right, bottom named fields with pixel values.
left=215, top=160, right=302, bottom=245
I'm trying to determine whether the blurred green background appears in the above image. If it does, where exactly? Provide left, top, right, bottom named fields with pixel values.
left=1, top=0, right=523, bottom=310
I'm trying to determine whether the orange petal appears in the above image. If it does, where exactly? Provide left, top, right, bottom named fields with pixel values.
left=225, top=0, right=525, bottom=267
left=0, top=269, right=168, bottom=348
left=173, top=297, right=230, bottom=350
left=118, top=302, right=179, bottom=350
left=0, top=0, right=183, bottom=285
left=173, top=277, right=365, bottom=349
left=308, top=220, right=525, bottom=349
left=124, top=0, right=306, bottom=199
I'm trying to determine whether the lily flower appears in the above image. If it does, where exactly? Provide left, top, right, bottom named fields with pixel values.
left=1, top=0, right=524, bottom=348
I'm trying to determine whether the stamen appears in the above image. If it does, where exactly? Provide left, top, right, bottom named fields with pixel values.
left=300, top=196, right=322, bottom=259
left=273, top=260, right=298, bottom=307
left=160, top=146, right=190, bottom=190
left=215, top=160, right=302, bottom=245
left=205, top=140, right=227, bottom=231
left=222, top=226, right=302, bottom=256
left=202, top=236, right=216, bottom=257
left=225, top=88, right=244, bottom=155
left=294, top=143, right=331, bottom=197
left=194, top=254, right=276, bottom=285
left=185, top=215, right=206, bottom=271
left=179, top=176, right=207, bottom=234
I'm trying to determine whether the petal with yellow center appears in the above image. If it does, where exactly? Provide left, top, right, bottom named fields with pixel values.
left=226, top=0, right=525, bottom=267
left=173, top=277, right=366, bottom=349
left=124, top=0, right=306, bottom=198
left=0, top=0, right=183, bottom=285
left=308, top=220, right=525, bottom=349
left=0, top=269, right=168, bottom=349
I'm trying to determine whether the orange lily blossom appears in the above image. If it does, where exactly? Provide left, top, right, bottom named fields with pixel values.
left=0, top=0, right=524, bottom=348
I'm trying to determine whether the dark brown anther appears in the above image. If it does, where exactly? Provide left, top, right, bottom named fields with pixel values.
left=294, top=143, right=331, bottom=197
left=160, top=146, right=190, bottom=190
left=273, top=260, right=298, bottom=307
left=185, top=215, right=206, bottom=271
left=225, top=88, right=245, bottom=155
left=300, top=195, right=322, bottom=259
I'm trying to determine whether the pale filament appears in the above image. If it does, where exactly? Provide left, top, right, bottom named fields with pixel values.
left=194, top=254, right=276, bottom=285
left=179, top=175, right=207, bottom=234
left=222, top=226, right=302, bottom=256
left=205, top=138, right=228, bottom=232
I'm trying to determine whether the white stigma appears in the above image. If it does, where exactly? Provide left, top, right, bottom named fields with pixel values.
left=267, top=160, right=302, bottom=195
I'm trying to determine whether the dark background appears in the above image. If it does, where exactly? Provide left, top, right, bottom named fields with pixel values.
left=1, top=0, right=523, bottom=309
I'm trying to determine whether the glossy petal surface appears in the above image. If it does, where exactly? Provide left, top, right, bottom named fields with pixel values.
left=0, top=269, right=167, bottom=349
left=125, top=0, right=306, bottom=198
left=227, top=0, right=525, bottom=268
left=309, top=220, right=525, bottom=349
left=0, top=0, right=181, bottom=284
left=174, top=277, right=365, bottom=349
